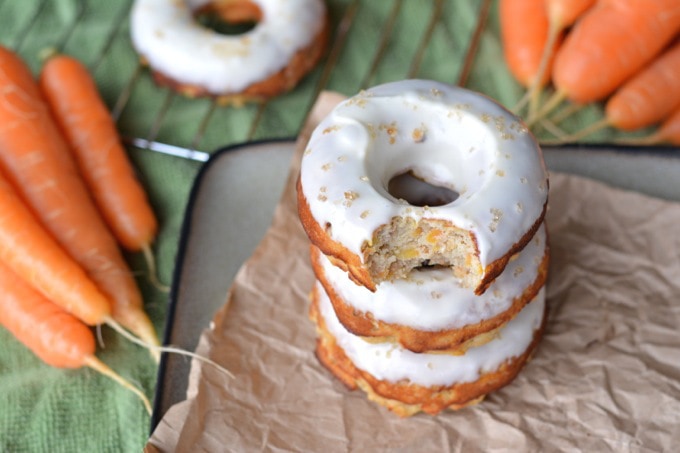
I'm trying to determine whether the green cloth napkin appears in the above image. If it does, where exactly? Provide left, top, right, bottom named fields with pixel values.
left=0, top=0, right=645, bottom=451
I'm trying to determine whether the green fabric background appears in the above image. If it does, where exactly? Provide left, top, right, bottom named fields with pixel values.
left=0, top=0, right=641, bottom=451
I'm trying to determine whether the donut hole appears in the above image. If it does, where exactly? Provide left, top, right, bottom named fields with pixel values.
left=195, top=1, right=262, bottom=35
left=387, top=171, right=459, bottom=207
left=362, top=117, right=496, bottom=209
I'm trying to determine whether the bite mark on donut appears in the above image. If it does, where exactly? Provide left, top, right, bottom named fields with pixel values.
left=362, top=217, right=483, bottom=288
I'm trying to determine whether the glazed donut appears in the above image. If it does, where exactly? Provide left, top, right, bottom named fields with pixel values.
left=310, top=282, right=547, bottom=417
left=297, top=80, right=548, bottom=294
left=310, top=225, right=549, bottom=353
left=130, top=0, right=329, bottom=102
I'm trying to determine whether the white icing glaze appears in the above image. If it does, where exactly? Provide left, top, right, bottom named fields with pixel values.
left=317, top=281, right=545, bottom=387
left=300, top=80, right=548, bottom=271
left=130, top=0, right=326, bottom=94
left=320, top=225, right=546, bottom=331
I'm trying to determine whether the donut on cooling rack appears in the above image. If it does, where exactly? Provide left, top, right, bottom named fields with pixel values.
left=310, top=224, right=549, bottom=354
left=297, top=80, right=548, bottom=295
left=309, top=281, right=547, bottom=417
left=129, top=0, right=329, bottom=103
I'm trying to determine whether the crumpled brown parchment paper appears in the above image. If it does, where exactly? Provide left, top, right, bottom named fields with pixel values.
left=147, top=92, right=680, bottom=452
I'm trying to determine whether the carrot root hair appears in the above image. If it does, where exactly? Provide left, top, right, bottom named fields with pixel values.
left=84, top=355, right=152, bottom=415
left=142, top=243, right=170, bottom=293
left=104, top=317, right=235, bottom=380
left=539, top=117, right=609, bottom=145
left=527, top=89, right=567, bottom=126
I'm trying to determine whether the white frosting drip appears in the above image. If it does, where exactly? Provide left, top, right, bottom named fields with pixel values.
left=317, top=282, right=545, bottom=387
left=320, top=226, right=546, bottom=331
left=130, top=0, right=326, bottom=93
left=300, top=80, right=548, bottom=269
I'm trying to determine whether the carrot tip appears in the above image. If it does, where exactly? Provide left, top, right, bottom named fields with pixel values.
left=134, top=321, right=162, bottom=363
left=114, top=310, right=161, bottom=363
left=142, top=244, right=170, bottom=293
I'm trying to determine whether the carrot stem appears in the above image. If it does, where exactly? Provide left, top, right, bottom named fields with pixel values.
left=527, top=89, right=567, bottom=126
left=548, top=102, right=584, bottom=125
left=537, top=118, right=567, bottom=140
left=511, top=90, right=530, bottom=115
left=526, top=20, right=561, bottom=118
left=539, top=117, right=609, bottom=145
left=84, top=355, right=152, bottom=415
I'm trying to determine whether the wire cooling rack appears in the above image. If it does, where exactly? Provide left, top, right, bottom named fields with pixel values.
left=0, top=0, right=493, bottom=163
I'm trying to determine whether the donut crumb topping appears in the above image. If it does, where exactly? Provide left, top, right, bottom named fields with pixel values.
left=489, top=208, right=503, bottom=233
left=412, top=124, right=427, bottom=142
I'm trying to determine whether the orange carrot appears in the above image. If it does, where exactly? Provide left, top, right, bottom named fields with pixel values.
left=499, top=0, right=580, bottom=115
left=647, top=107, right=680, bottom=145
left=617, top=107, right=680, bottom=146
left=0, top=171, right=110, bottom=326
left=605, top=40, right=680, bottom=131
left=540, top=40, right=680, bottom=143
left=39, top=55, right=167, bottom=292
left=0, top=166, right=233, bottom=379
left=522, top=0, right=595, bottom=115
left=530, top=0, right=595, bottom=99
left=38, top=56, right=158, bottom=254
left=0, top=261, right=151, bottom=413
left=0, top=46, right=159, bottom=351
left=499, top=0, right=554, bottom=89
left=552, top=0, right=680, bottom=105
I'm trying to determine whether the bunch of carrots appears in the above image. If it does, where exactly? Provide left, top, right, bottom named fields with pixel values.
left=499, top=0, right=680, bottom=145
left=0, top=46, right=164, bottom=414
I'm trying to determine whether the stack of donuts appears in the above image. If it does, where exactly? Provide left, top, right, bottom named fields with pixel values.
left=297, top=80, right=550, bottom=416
